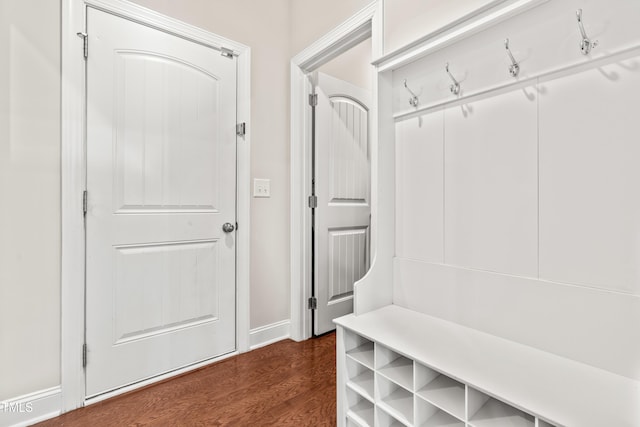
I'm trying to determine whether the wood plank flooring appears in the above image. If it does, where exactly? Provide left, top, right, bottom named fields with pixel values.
left=37, top=333, right=336, bottom=426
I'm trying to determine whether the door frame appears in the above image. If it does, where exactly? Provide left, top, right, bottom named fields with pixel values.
left=61, top=0, right=251, bottom=411
left=289, top=1, right=382, bottom=341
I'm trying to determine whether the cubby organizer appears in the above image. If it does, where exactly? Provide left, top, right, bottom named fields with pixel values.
left=340, top=327, right=558, bottom=427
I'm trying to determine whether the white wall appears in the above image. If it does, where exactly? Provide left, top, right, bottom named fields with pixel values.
left=0, top=0, right=61, bottom=401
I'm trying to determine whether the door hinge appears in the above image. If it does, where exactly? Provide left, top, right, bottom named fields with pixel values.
left=76, top=32, right=88, bottom=59
left=309, top=93, right=318, bottom=107
left=308, top=195, right=317, bottom=209
left=236, top=122, right=246, bottom=137
left=82, top=190, right=88, bottom=215
left=220, top=47, right=234, bottom=59
left=82, top=344, right=88, bottom=368
left=308, top=297, right=317, bottom=310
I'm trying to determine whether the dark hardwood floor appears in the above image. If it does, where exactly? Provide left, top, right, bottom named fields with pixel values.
left=37, top=333, right=336, bottom=426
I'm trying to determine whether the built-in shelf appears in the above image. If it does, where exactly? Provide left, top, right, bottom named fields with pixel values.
left=334, top=306, right=614, bottom=427
left=415, top=365, right=465, bottom=420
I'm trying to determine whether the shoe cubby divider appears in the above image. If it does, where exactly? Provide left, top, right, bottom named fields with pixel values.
left=415, top=398, right=465, bottom=427
left=376, top=374, right=414, bottom=425
left=346, top=356, right=375, bottom=402
left=414, top=364, right=465, bottom=421
left=345, top=330, right=375, bottom=370
left=377, top=406, right=409, bottom=427
left=467, top=387, right=535, bottom=427
left=346, top=386, right=375, bottom=427
left=376, top=344, right=414, bottom=391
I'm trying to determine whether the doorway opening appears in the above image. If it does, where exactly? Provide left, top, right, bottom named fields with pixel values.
left=310, top=40, right=373, bottom=336
left=289, top=3, right=380, bottom=341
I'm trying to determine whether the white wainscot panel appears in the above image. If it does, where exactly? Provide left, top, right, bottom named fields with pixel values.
left=395, top=111, right=444, bottom=263
left=393, top=258, right=640, bottom=381
left=444, top=87, right=538, bottom=277
left=114, top=240, right=219, bottom=343
left=539, top=55, right=640, bottom=295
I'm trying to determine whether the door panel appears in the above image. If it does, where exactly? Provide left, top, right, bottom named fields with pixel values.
left=85, top=8, right=236, bottom=397
left=315, top=72, right=371, bottom=335
left=328, top=97, right=369, bottom=203
left=114, top=51, right=221, bottom=213
left=328, top=227, right=368, bottom=302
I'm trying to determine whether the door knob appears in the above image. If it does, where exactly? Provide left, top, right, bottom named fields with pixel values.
left=222, top=222, right=235, bottom=233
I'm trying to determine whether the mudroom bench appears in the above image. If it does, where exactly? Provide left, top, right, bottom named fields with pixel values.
left=335, top=305, right=640, bottom=427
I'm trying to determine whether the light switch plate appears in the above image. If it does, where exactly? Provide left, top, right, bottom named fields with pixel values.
left=253, top=178, right=271, bottom=198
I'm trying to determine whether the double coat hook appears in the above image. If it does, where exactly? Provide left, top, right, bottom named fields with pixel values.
left=504, top=38, right=520, bottom=77
left=445, top=63, right=460, bottom=95
left=576, top=9, right=598, bottom=55
left=403, top=79, right=419, bottom=107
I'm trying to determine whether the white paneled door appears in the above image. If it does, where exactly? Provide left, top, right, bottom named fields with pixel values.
left=314, top=72, right=371, bottom=335
left=85, top=8, right=237, bottom=397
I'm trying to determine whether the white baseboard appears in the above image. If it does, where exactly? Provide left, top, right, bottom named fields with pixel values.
left=1, top=386, right=61, bottom=427
left=249, top=319, right=291, bottom=350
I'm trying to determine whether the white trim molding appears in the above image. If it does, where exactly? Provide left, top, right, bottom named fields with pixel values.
left=61, top=0, right=251, bottom=413
left=249, top=320, right=291, bottom=350
left=1, top=387, right=62, bottom=427
left=289, top=1, right=383, bottom=342
left=374, top=0, right=549, bottom=72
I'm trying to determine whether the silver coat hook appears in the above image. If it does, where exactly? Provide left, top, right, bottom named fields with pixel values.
left=445, top=63, right=460, bottom=95
left=576, top=9, right=598, bottom=55
left=504, top=38, right=520, bottom=77
left=403, top=79, right=419, bottom=107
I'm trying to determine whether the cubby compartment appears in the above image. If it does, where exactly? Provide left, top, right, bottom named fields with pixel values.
left=345, top=330, right=375, bottom=370
left=468, top=388, right=534, bottom=427
left=414, top=364, right=465, bottom=420
left=347, top=387, right=375, bottom=427
left=346, top=356, right=375, bottom=401
left=377, top=406, right=409, bottom=427
left=376, top=345, right=414, bottom=391
left=415, top=398, right=464, bottom=427
left=376, top=374, right=414, bottom=425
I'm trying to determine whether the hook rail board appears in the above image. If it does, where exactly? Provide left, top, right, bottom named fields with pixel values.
left=390, top=0, right=640, bottom=118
